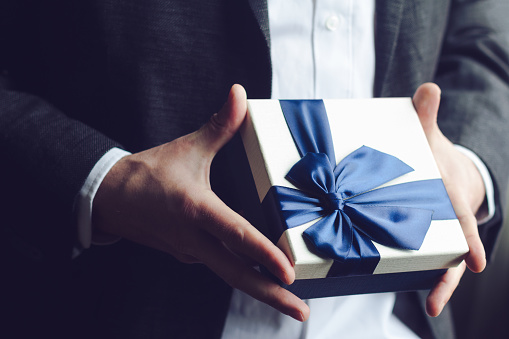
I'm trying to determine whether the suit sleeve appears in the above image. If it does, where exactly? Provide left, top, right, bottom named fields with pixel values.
left=0, top=88, right=124, bottom=263
left=434, top=0, right=509, bottom=261
left=0, top=2, right=129, bottom=263
left=0, top=89, right=123, bottom=261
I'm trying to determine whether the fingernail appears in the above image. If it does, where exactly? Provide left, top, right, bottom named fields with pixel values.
left=279, top=272, right=290, bottom=285
left=215, top=87, right=235, bottom=124
left=434, top=301, right=445, bottom=317
left=292, top=310, right=305, bottom=322
left=228, top=85, right=236, bottom=103
left=283, top=268, right=295, bottom=285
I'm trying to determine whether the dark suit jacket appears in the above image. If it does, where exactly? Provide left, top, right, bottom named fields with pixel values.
left=1, top=0, right=508, bottom=338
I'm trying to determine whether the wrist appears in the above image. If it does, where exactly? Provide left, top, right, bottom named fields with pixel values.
left=75, top=147, right=130, bottom=253
left=91, top=154, right=132, bottom=240
left=454, top=144, right=495, bottom=223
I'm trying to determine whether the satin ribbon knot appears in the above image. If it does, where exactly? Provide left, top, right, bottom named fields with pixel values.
left=322, top=192, right=345, bottom=212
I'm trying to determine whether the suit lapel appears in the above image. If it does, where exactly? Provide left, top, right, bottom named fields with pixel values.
left=247, top=0, right=270, bottom=48
left=374, top=0, right=404, bottom=97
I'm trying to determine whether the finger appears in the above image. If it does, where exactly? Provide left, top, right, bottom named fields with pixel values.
left=236, top=253, right=260, bottom=267
left=195, top=232, right=310, bottom=322
left=453, top=200, right=486, bottom=273
left=198, top=191, right=296, bottom=285
left=174, top=252, right=201, bottom=264
left=412, top=82, right=442, bottom=139
left=195, top=84, right=248, bottom=157
left=426, top=261, right=466, bottom=317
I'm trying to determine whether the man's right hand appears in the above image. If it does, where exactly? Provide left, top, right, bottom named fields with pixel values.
left=92, top=84, right=310, bottom=322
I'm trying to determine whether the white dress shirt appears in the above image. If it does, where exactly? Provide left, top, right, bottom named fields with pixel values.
left=222, top=1, right=417, bottom=338
left=75, top=0, right=495, bottom=338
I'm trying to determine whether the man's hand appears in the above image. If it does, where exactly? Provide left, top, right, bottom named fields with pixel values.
left=413, top=83, right=487, bottom=317
left=92, top=84, right=310, bottom=322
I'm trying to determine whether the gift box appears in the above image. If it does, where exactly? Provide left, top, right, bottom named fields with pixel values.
left=235, top=98, right=469, bottom=299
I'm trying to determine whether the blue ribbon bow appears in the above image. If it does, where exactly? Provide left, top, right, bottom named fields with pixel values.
left=266, top=100, right=456, bottom=277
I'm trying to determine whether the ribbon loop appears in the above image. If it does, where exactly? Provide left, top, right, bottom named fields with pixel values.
left=286, top=152, right=335, bottom=196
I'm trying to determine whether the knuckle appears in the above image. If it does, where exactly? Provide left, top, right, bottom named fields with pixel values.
left=209, top=113, right=228, bottom=132
left=258, top=283, right=287, bottom=309
left=221, top=224, right=246, bottom=247
left=458, top=213, right=478, bottom=230
left=208, top=113, right=235, bottom=140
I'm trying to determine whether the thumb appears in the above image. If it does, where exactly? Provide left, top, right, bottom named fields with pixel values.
left=197, top=84, right=247, bottom=156
left=413, top=82, right=442, bottom=140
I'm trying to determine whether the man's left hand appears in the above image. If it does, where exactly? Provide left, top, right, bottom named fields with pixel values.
left=413, top=82, right=487, bottom=317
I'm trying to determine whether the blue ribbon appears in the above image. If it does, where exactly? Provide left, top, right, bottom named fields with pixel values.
left=266, top=100, right=457, bottom=277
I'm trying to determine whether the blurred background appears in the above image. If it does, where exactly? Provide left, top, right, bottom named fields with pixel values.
left=452, top=196, right=509, bottom=339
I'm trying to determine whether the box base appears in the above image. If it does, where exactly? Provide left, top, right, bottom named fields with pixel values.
left=264, top=268, right=446, bottom=299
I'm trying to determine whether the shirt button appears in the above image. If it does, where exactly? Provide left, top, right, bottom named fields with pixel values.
left=325, top=15, right=341, bottom=31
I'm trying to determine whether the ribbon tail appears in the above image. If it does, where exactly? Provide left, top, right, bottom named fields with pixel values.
left=344, top=204, right=433, bottom=250
left=327, top=228, right=380, bottom=277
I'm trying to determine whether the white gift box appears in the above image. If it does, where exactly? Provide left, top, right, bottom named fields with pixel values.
left=237, top=98, right=469, bottom=298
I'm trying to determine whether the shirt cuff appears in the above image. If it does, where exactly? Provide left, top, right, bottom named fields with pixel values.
left=73, top=147, right=131, bottom=258
left=454, top=144, right=495, bottom=225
